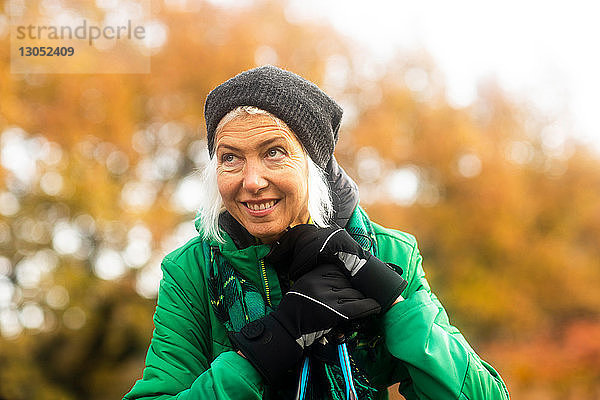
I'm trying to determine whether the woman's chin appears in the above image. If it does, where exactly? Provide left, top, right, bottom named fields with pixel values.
left=237, top=208, right=309, bottom=243
left=250, top=229, right=283, bottom=244
left=244, top=222, right=289, bottom=243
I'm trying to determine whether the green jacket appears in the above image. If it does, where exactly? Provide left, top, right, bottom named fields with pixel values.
left=124, top=205, right=509, bottom=400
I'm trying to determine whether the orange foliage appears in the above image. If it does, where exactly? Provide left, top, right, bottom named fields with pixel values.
left=1, top=1, right=599, bottom=399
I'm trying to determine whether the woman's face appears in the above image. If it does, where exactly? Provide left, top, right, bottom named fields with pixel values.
left=215, top=114, right=310, bottom=243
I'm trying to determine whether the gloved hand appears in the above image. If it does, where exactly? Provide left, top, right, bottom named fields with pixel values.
left=267, top=224, right=408, bottom=311
left=229, top=263, right=380, bottom=384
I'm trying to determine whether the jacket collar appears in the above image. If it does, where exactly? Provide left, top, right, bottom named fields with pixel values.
left=218, top=156, right=360, bottom=250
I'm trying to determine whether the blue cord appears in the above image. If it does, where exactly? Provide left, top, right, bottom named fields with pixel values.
left=338, top=343, right=358, bottom=400
left=297, top=356, right=310, bottom=400
left=298, top=344, right=358, bottom=400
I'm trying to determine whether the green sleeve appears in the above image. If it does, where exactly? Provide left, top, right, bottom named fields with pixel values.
left=123, top=255, right=264, bottom=400
left=381, top=243, right=510, bottom=400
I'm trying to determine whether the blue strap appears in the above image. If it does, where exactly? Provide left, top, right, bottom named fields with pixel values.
left=296, top=345, right=359, bottom=400
left=296, top=356, right=310, bottom=400
left=338, top=343, right=358, bottom=400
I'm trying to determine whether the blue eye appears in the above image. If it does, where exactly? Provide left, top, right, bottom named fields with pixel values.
left=222, top=153, right=236, bottom=163
left=267, top=147, right=284, bottom=158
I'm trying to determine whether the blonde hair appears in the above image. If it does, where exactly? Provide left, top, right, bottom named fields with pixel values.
left=197, top=106, right=333, bottom=242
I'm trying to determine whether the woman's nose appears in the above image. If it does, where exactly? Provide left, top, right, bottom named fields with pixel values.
left=242, top=161, right=268, bottom=193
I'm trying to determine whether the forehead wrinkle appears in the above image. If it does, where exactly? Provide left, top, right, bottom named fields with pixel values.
left=216, top=121, right=303, bottom=154
left=218, top=124, right=291, bottom=141
left=218, top=114, right=291, bottom=136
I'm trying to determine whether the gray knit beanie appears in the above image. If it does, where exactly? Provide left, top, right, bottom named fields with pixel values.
left=204, top=65, right=343, bottom=169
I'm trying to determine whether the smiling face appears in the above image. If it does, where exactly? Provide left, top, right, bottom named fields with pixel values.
left=215, top=114, right=310, bottom=243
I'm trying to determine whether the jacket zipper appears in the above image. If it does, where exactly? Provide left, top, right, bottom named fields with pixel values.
left=259, top=258, right=272, bottom=307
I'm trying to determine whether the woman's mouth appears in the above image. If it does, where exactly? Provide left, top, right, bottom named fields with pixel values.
left=243, top=200, right=279, bottom=215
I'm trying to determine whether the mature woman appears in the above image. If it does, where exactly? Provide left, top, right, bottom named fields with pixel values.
left=124, top=66, right=509, bottom=399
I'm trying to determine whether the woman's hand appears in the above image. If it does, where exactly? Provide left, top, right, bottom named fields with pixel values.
left=229, top=263, right=380, bottom=384
left=266, top=224, right=329, bottom=279
left=267, top=224, right=408, bottom=311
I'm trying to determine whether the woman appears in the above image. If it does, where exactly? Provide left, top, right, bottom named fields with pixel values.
left=124, top=65, right=510, bottom=399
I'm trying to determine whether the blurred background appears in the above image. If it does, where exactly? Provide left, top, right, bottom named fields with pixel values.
left=1, top=0, right=600, bottom=399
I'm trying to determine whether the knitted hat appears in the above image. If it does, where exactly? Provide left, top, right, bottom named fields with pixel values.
left=204, top=65, right=343, bottom=169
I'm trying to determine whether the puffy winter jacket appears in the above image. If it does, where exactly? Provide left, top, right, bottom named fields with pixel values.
left=123, top=203, right=509, bottom=400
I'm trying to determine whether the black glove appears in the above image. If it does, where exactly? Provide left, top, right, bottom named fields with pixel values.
left=229, top=263, right=380, bottom=384
left=267, top=224, right=408, bottom=311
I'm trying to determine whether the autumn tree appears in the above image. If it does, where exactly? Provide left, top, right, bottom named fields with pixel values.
left=1, top=1, right=599, bottom=399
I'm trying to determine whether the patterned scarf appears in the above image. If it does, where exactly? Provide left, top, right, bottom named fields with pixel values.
left=202, top=207, right=380, bottom=399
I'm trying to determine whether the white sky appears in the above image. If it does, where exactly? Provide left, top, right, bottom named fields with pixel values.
left=286, top=0, right=600, bottom=153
